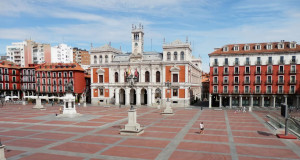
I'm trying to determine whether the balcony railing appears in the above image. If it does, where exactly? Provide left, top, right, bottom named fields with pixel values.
left=255, top=71, right=261, bottom=74
left=213, top=62, right=219, bottom=66
left=277, top=90, right=284, bottom=94
left=290, top=70, right=296, bottom=74
left=266, top=90, right=272, bottom=94
left=233, top=90, right=239, bottom=94
left=223, top=62, right=229, bottom=66
left=234, top=62, right=239, bottom=66
left=289, top=80, right=297, bottom=85
left=244, top=71, right=250, bottom=75
left=223, top=81, right=229, bottom=85
left=244, top=90, right=250, bottom=94
left=266, top=60, right=273, bottom=65
left=243, top=81, right=250, bottom=85
left=277, top=80, right=285, bottom=85
left=289, top=90, right=296, bottom=94
left=255, top=61, right=261, bottom=65
left=233, top=71, right=240, bottom=75
left=278, top=60, right=285, bottom=65
left=254, top=80, right=261, bottom=84
left=266, top=70, right=273, bottom=74
left=213, top=81, right=218, bottom=85
left=223, top=72, right=229, bottom=76
left=213, top=90, right=218, bottom=94
left=232, top=81, right=239, bottom=85
left=213, top=72, right=219, bottom=76
left=277, top=70, right=284, bottom=74
left=265, top=80, right=273, bottom=84
left=245, top=61, right=251, bottom=65
left=255, top=90, right=261, bottom=94
left=223, top=90, right=228, bottom=94
left=290, top=59, right=297, bottom=64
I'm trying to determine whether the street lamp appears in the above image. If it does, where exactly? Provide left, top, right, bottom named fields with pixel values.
left=21, top=85, right=26, bottom=105
left=165, top=80, right=172, bottom=102
left=126, top=75, right=137, bottom=110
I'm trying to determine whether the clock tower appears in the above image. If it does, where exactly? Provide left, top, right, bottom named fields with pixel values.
left=131, top=23, right=144, bottom=55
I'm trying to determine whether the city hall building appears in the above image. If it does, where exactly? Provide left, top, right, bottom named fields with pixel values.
left=209, top=41, right=300, bottom=108
left=90, top=24, right=202, bottom=107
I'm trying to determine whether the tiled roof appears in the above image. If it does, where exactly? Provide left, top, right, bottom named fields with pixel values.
left=35, top=63, right=85, bottom=71
left=209, top=41, right=300, bottom=56
left=0, top=60, right=20, bottom=69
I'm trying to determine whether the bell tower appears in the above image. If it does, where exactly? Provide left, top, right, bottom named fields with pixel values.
left=131, top=23, right=144, bottom=55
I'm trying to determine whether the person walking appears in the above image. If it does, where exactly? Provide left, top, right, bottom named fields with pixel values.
left=199, top=122, right=204, bottom=134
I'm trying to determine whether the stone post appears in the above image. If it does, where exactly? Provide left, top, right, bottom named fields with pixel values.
left=125, top=88, right=130, bottom=106
left=261, top=95, right=264, bottom=107
left=115, top=88, right=120, bottom=105
left=209, top=94, right=212, bottom=108
left=219, top=95, right=222, bottom=108
left=239, top=95, right=243, bottom=107
left=152, top=89, right=156, bottom=105
left=136, top=88, right=141, bottom=106
left=147, top=88, right=152, bottom=106
left=0, top=144, right=6, bottom=160
left=284, top=95, right=288, bottom=106
left=272, top=95, right=276, bottom=108
left=229, top=95, right=232, bottom=109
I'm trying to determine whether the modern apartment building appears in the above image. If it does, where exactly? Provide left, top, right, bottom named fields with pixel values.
left=51, top=44, right=73, bottom=63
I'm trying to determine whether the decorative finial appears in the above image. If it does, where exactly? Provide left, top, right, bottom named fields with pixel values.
left=186, top=36, right=188, bottom=43
left=132, top=24, right=134, bottom=29
left=139, top=23, right=141, bottom=29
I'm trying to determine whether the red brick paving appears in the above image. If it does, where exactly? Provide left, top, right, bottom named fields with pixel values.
left=31, top=132, right=76, bottom=140
left=141, top=131, right=177, bottom=139
left=51, top=142, right=107, bottom=154
left=234, top=137, right=286, bottom=146
left=0, top=130, right=38, bottom=137
left=184, top=134, right=229, bottom=142
left=120, top=138, right=170, bottom=148
left=75, top=135, right=122, bottom=144
left=232, top=131, right=277, bottom=138
left=177, top=142, right=230, bottom=153
left=169, top=151, right=231, bottom=160
left=75, top=122, right=104, bottom=126
left=18, top=153, right=84, bottom=160
left=236, top=146, right=300, bottom=159
left=4, top=149, right=25, bottom=158
left=5, top=139, right=55, bottom=148
left=101, top=146, right=161, bottom=159
left=238, top=156, right=279, bottom=160
left=44, top=120, right=76, bottom=125
left=56, top=127, right=95, bottom=133
left=23, top=125, right=59, bottom=131
left=146, top=126, right=182, bottom=132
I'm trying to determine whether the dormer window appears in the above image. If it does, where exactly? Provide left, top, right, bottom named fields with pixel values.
left=233, top=45, right=239, bottom=51
left=290, top=42, right=296, bottom=48
left=278, top=43, right=284, bottom=49
left=255, top=44, right=261, bottom=50
left=266, top=44, right=272, bottom=50
left=223, top=46, right=229, bottom=52
left=244, top=45, right=250, bottom=51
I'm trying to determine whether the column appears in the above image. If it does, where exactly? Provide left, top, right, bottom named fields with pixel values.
left=18, top=91, right=20, bottom=99
left=125, top=88, right=130, bottom=106
left=152, top=89, right=155, bottom=104
left=272, top=95, right=276, bottom=107
left=115, top=88, right=120, bottom=105
left=261, top=95, right=264, bottom=107
left=147, top=88, right=152, bottom=106
left=136, top=88, right=141, bottom=106
left=239, top=95, right=242, bottom=107
left=209, top=93, right=212, bottom=108
left=11, top=91, right=13, bottom=96
left=250, top=95, right=253, bottom=107
left=229, top=95, right=232, bottom=108
left=162, top=87, right=166, bottom=105
left=284, top=95, right=288, bottom=106
left=297, top=95, right=299, bottom=108
left=219, top=95, right=222, bottom=108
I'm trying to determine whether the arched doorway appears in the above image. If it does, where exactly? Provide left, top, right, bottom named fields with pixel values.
left=155, top=88, right=161, bottom=99
left=119, top=89, right=125, bottom=105
left=130, top=89, right=136, bottom=105
left=141, top=88, right=147, bottom=105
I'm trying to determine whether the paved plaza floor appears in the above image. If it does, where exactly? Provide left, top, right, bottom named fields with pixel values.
left=0, top=104, right=300, bottom=160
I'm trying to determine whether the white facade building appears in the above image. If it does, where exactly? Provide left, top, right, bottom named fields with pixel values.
left=51, top=44, right=73, bottom=63
left=6, top=42, right=26, bottom=67
left=90, top=24, right=202, bottom=107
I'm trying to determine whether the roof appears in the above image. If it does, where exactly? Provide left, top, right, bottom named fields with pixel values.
left=90, top=44, right=122, bottom=54
left=209, top=41, right=300, bottom=56
left=0, top=60, right=20, bottom=69
left=35, top=63, right=85, bottom=71
left=202, top=77, right=209, bottom=83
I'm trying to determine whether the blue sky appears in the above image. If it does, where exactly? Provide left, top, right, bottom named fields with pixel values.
left=1, top=0, right=300, bottom=72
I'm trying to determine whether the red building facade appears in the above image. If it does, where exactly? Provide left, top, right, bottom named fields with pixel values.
left=0, top=61, right=21, bottom=97
left=209, top=41, right=300, bottom=108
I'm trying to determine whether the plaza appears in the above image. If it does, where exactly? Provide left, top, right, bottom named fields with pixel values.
left=0, top=104, right=300, bottom=160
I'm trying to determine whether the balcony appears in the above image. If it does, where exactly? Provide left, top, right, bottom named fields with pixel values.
left=255, top=61, right=261, bottom=65
left=233, top=90, right=239, bottom=94
left=277, top=70, right=284, bottom=74
left=278, top=60, right=285, bottom=65
left=290, top=70, right=296, bottom=74
left=234, top=62, right=239, bottom=66
left=232, top=81, right=239, bottom=85
left=233, top=71, right=240, bottom=75
left=212, top=72, right=219, bottom=76
left=222, top=90, right=228, bottom=94
left=277, top=80, right=285, bottom=85
left=254, top=80, right=261, bottom=84
left=212, top=81, right=219, bottom=85
left=223, top=62, right=229, bottom=66
left=289, top=80, right=297, bottom=85
left=266, top=70, right=273, bottom=74
left=265, top=80, right=273, bottom=85
left=223, top=81, right=229, bottom=85
left=254, top=90, right=261, bottom=94
left=244, top=61, right=251, bottom=65
left=213, top=61, right=219, bottom=66
left=244, top=90, right=250, bottom=94
left=255, top=70, right=261, bottom=74
left=223, top=71, right=229, bottom=76
left=290, top=59, right=297, bottom=64
left=277, top=90, right=284, bottom=94
left=289, top=90, right=296, bottom=94
left=266, top=60, right=273, bottom=65
left=266, top=90, right=272, bottom=94
left=244, top=71, right=250, bottom=75
left=213, top=90, right=218, bottom=94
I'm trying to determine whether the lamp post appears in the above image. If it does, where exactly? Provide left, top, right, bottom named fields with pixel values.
left=165, top=80, right=171, bottom=102
left=162, top=80, right=173, bottom=114
left=33, top=81, right=44, bottom=109
left=120, top=72, right=144, bottom=135
left=21, top=85, right=26, bottom=105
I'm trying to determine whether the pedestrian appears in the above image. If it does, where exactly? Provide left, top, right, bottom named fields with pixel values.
left=199, top=122, right=204, bottom=134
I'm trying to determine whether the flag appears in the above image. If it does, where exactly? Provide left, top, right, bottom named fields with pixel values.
left=128, top=66, right=131, bottom=75
left=135, top=68, right=138, bottom=77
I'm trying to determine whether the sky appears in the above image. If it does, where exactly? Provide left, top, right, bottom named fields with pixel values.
left=1, top=0, right=300, bottom=72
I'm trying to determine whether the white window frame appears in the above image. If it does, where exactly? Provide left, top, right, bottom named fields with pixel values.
left=244, top=45, right=250, bottom=51
left=278, top=43, right=284, bottom=49
left=223, top=85, right=228, bottom=93
left=223, top=46, right=229, bottom=52
left=234, top=45, right=239, bottom=51
left=172, top=88, right=179, bottom=98
left=0, top=84, right=3, bottom=90
left=266, top=44, right=272, bottom=50
left=213, top=86, right=218, bottom=93
left=213, top=76, right=218, bottom=84
left=171, top=72, right=179, bottom=83
left=267, top=85, right=272, bottom=93
left=5, top=84, right=9, bottom=89
left=234, top=86, right=239, bottom=93
left=290, top=42, right=296, bottom=49
left=224, top=76, right=228, bottom=83
left=278, top=85, right=284, bottom=93
left=255, top=44, right=261, bottom=50
left=290, top=85, right=295, bottom=93
left=244, top=85, right=250, bottom=93
left=255, top=85, right=261, bottom=93
left=234, top=76, right=239, bottom=83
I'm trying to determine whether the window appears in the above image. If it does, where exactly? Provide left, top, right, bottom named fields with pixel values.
left=12, top=70, right=16, bottom=75
left=64, top=72, right=67, bottom=77
left=145, top=71, right=150, bottom=82
left=115, top=72, right=118, bottom=82
left=99, top=75, right=103, bottom=83
left=173, top=89, right=178, bottom=96
left=224, top=76, right=228, bottom=83
left=69, top=72, right=73, bottom=77
left=234, top=76, right=239, bottom=84
left=290, top=86, right=295, bottom=93
left=174, top=52, right=178, bottom=61
left=280, top=56, right=284, bottom=64
left=94, top=56, right=97, bottom=64
left=48, top=86, right=51, bottom=92
left=278, top=86, right=283, bottom=93
left=58, top=72, right=62, bottom=78
left=5, top=84, right=9, bottom=90
left=224, top=67, right=228, bottom=74
left=291, top=65, right=296, bottom=73
left=290, top=42, right=296, bottom=48
left=214, top=59, right=218, bottom=65
left=53, top=79, right=56, bottom=85
left=245, top=57, right=250, bottom=65
left=279, top=66, right=284, bottom=73
left=267, top=66, right=272, bottom=74
left=255, top=44, right=261, bottom=50
left=53, top=86, right=57, bottom=92
left=53, top=72, right=56, bottom=77
left=223, top=46, right=228, bottom=52
left=180, top=52, right=184, bottom=60
left=167, top=52, right=171, bottom=61
left=99, top=55, right=102, bottom=63
left=234, top=67, right=239, bottom=74
left=268, top=57, right=272, bottom=64
left=278, top=75, right=284, bottom=83
left=105, top=55, right=108, bottom=63
left=100, top=89, right=104, bottom=96
left=291, top=56, right=296, bottom=63
left=256, top=66, right=261, bottom=74
left=255, top=86, right=260, bottom=93
left=213, top=77, right=218, bottom=84
left=235, top=58, right=239, bottom=65
left=224, top=58, right=228, bottom=65
left=156, top=71, right=160, bottom=82
left=245, top=86, right=249, bottom=93
left=223, top=86, right=228, bottom=93
left=244, top=45, right=250, bottom=51
left=267, top=76, right=272, bottom=83
left=245, top=66, right=250, bottom=74
left=267, top=86, right=272, bottom=93
left=256, top=76, right=261, bottom=83
left=213, top=67, right=218, bottom=74
left=290, top=75, right=296, bottom=83
left=234, top=45, right=239, bottom=51
left=256, top=57, right=261, bottom=65
left=278, top=43, right=284, bottom=49
left=173, top=74, right=178, bottom=83
left=234, top=86, right=239, bottom=93
left=245, top=76, right=250, bottom=83
left=213, top=86, right=218, bottom=93
left=266, top=44, right=272, bottom=50
left=12, top=77, right=16, bottom=82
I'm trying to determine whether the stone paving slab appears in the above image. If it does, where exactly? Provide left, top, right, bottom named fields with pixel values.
left=0, top=105, right=299, bottom=160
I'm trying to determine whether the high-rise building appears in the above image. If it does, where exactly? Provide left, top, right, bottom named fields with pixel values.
left=73, top=47, right=90, bottom=70
left=208, top=41, right=300, bottom=108
left=6, top=40, right=51, bottom=67
left=51, top=44, right=73, bottom=63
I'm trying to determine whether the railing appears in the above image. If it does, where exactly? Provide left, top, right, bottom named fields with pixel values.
left=289, top=90, right=296, bottom=94
left=233, top=71, right=240, bottom=75
left=233, top=90, right=239, bottom=94
left=255, top=71, right=261, bottom=74
left=265, top=80, right=273, bottom=84
left=277, top=90, right=284, bottom=94
left=232, top=81, right=239, bottom=85
left=277, top=70, right=284, bottom=74
left=245, top=61, right=251, bottom=65
left=213, top=90, right=218, bottom=93
left=290, top=59, right=297, bottom=64
left=244, top=90, right=250, bottom=94
left=266, top=90, right=272, bottom=94
left=290, top=70, right=296, bottom=74
left=234, top=62, right=239, bottom=66
left=223, top=90, right=228, bottom=94
left=277, top=80, right=285, bottom=85
left=255, top=61, right=261, bottom=65
left=266, top=60, right=273, bottom=65
left=213, top=72, right=219, bottom=76
left=254, top=90, right=261, bottom=94
left=243, top=81, right=250, bottom=85
left=223, top=81, right=229, bottom=85
left=254, top=80, right=261, bottom=84
left=244, top=71, right=250, bottom=75
left=289, top=80, right=297, bottom=85
left=223, top=72, right=229, bottom=76
left=223, top=62, right=229, bottom=66
left=266, top=70, right=273, bottom=74
left=213, top=62, right=219, bottom=66
left=212, top=81, right=218, bottom=85
left=278, top=60, right=285, bottom=65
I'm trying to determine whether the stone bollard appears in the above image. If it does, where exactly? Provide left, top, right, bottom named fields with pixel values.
left=0, top=142, right=6, bottom=160
left=249, top=106, right=252, bottom=112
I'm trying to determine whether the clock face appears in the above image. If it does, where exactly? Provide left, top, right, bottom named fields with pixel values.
left=135, top=43, right=138, bottom=47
